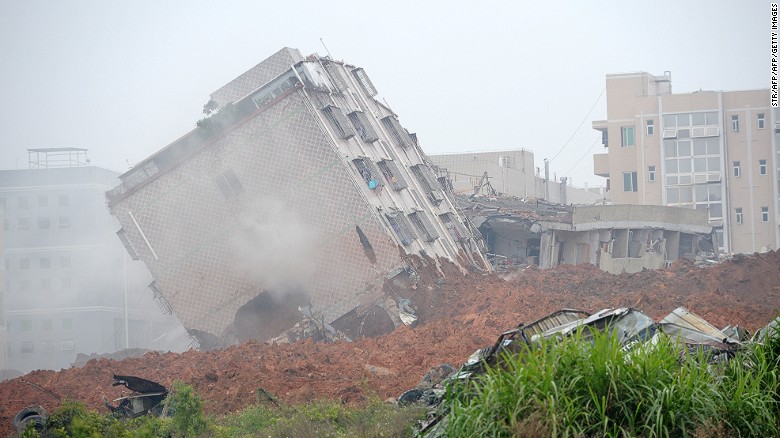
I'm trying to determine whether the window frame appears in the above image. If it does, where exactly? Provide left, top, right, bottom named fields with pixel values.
left=646, top=120, right=654, bottom=136
left=648, top=165, right=656, bottom=182
left=761, top=206, right=769, bottom=222
left=623, top=171, right=638, bottom=192
left=759, top=159, right=767, bottom=176
left=731, top=115, right=739, bottom=132
left=735, top=207, right=743, bottom=224
left=733, top=161, right=741, bottom=178
left=757, top=113, right=765, bottom=129
left=620, top=126, right=636, bottom=147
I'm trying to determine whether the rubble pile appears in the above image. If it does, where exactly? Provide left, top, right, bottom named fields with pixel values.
left=2, top=250, right=780, bottom=436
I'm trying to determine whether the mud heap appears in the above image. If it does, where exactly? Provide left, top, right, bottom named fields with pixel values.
left=2, top=250, right=779, bottom=436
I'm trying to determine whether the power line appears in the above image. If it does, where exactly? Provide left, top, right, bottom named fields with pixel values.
left=560, top=136, right=602, bottom=176
left=548, top=87, right=606, bottom=164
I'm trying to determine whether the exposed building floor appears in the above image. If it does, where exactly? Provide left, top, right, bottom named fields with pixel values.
left=2, top=250, right=779, bottom=435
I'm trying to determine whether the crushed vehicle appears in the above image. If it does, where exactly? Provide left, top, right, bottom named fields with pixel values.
left=103, top=374, right=169, bottom=419
left=401, top=306, right=759, bottom=437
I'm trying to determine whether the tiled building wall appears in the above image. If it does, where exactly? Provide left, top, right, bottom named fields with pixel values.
left=210, top=47, right=304, bottom=107
left=112, top=91, right=404, bottom=336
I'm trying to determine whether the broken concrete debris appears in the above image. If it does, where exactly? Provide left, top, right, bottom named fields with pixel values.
left=103, top=374, right=168, bottom=419
left=401, top=306, right=769, bottom=437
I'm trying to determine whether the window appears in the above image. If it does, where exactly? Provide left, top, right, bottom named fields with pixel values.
left=648, top=165, right=656, bottom=182
left=322, top=105, right=355, bottom=140
left=40, top=257, right=51, bottom=268
left=733, top=161, right=741, bottom=177
left=41, top=341, right=55, bottom=353
left=646, top=120, right=654, bottom=136
left=385, top=213, right=415, bottom=245
left=58, top=216, right=70, bottom=228
left=499, top=156, right=511, bottom=168
left=735, top=208, right=743, bottom=224
left=731, top=115, right=739, bottom=132
left=381, top=116, right=414, bottom=148
left=20, top=341, right=34, bottom=353
left=411, top=164, right=444, bottom=204
left=58, top=195, right=69, bottom=206
left=20, top=258, right=30, bottom=270
left=214, top=169, right=245, bottom=199
left=347, top=111, right=378, bottom=143
left=353, top=158, right=382, bottom=189
left=61, top=278, right=72, bottom=288
left=758, top=113, right=765, bottom=129
left=18, top=197, right=28, bottom=209
left=352, top=67, right=378, bottom=97
left=61, top=340, right=75, bottom=351
left=623, top=171, right=638, bottom=192
left=377, top=160, right=408, bottom=191
left=61, top=256, right=71, bottom=268
left=38, top=217, right=50, bottom=229
left=759, top=159, right=767, bottom=175
left=38, top=195, right=48, bottom=207
left=621, top=126, right=635, bottom=146
left=408, top=211, right=439, bottom=242
left=762, top=206, right=769, bottom=222
left=17, top=218, right=30, bottom=230
left=21, top=320, right=32, bottom=332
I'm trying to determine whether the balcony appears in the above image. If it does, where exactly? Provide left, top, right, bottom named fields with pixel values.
left=594, top=153, right=610, bottom=178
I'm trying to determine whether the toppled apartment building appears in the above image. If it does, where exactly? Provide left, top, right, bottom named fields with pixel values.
left=462, top=197, right=715, bottom=273
left=106, top=48, right=487, bottom=346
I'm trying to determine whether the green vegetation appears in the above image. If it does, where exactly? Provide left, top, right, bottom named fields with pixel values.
left=17, top=382, right=426, bottom=438
left=441, top=326, right=780, bottom=437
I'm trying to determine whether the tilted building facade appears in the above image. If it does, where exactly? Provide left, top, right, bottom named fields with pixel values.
left=107, top=48, right=487, bottom=344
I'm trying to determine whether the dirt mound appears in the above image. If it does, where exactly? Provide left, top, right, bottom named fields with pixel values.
left=2, top=251, right=779, bottom=435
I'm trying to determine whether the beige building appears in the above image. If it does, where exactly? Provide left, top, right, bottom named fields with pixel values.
left=593, top=72, right=777, bottom=253
left=430, top=149, right=605, bottom=205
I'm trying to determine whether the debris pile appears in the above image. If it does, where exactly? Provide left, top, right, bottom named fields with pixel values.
left=1, top=250, right=779, bottom=436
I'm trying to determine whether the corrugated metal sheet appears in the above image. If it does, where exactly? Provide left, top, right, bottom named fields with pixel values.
left=660, top=307, right=736, bottom=342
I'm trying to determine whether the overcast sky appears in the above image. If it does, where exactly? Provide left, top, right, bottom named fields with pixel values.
left=0, top=1, right=767, bottom=186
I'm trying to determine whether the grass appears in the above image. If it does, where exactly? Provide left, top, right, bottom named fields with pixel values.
left=441, top=325, right=780, bottom=437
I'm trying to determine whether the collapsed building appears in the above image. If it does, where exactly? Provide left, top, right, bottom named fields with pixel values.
left=106, top=48, right=488, bottom=347
left=461, top=197, right=715, bottom=273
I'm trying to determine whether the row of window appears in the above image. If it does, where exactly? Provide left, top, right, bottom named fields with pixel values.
left=735, top=207, right=771, bottom=223
left=0, top=195, right=70, bottom=209
left=8, top=277, right=73, bottom=291
left=627, top=158, right=770, bottom=191
left=620, top=112, right=767, bottom=147
left=5, top=256, right=71, bottom=270
left=8, top=318, right=74, bottom=332
left=3, top=216, right=71, bottom=231
left=8, top=339, right=75, bottom=354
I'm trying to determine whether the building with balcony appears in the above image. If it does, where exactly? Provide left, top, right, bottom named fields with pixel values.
left=1, top=149, right=189, bottom=373
left=106, top=48, right=488, bottom=346
left=592, top=72, right=776, bottom=253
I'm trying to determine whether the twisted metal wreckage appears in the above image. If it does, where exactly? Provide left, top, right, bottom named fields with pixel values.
left=397, top=306, right=779, bottom=437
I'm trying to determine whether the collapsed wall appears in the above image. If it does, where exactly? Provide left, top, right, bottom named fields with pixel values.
left=106, top=47, right=488, bottom=346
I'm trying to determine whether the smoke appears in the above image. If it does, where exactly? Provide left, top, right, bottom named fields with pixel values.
left=229, top=198, right=321, bottom=294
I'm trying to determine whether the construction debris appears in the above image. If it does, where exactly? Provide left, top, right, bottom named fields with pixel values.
left=103, top=374, right=168, bottom=419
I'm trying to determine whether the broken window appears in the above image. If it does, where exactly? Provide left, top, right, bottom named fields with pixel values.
left=408, top=211, right=439, bottom=242
left=411, top=164, right=444, bottom=205
left=377, top=160, right=408, bottom=191
left=149, top=281, right=173, bottom=315
left=347, top=111, right=379, bottom=143
left=353, top=158, right=383, bottom=190
left=117, top=228, right=140, bottom=260
left=439, top=213, right=470, bottom=242
left=352, top=67, right=378, bottom=97
left=322, top=105, right=355, bottom=140
left=322, top=61, right=348, bottom=92
left=385, top=213, right=416, bottom=245
left=214, top=168, right=245, bottom=199
left=381, top=116, right=414, bottom=148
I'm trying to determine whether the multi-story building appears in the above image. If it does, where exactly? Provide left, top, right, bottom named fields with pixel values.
left=593, top=72, right=776, bottom=253
left=0, top=204, right=6, bottom=371
left=430, top=149, right=605, bottom=204
left=106, top=47, right=488, bottom=346
left=1, top=149, right=188, bottom=373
